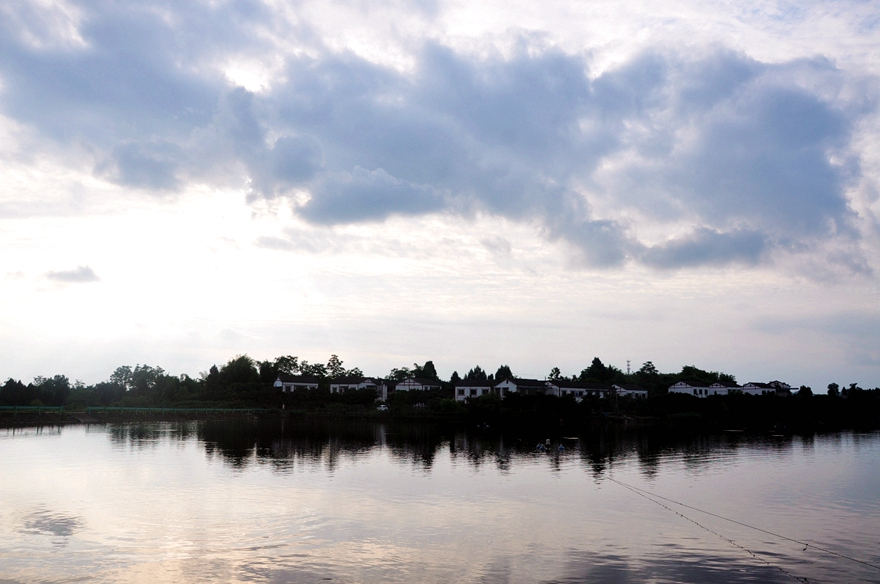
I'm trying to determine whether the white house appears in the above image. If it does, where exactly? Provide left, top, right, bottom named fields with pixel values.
left=494, top=378, right=548, bottom=397
left=329, top=377, right=389, bottom=401
left=454, top=380, right=496, bottom=401
left=612, top=383, right=648, bottom=399
left=668, top=380, right=730, bottom=397
left=546, top=380, right=614, bottom=400
left=741, top=381, right=791, bottom=397
left=395, top=377, right=442, bottom=391
left=274, top=374, right=320, bottom=392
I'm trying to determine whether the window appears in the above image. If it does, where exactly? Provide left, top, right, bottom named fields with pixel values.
left=470, top=389, right=477, bottom=396
left=457, top=389, right=464, bottom=396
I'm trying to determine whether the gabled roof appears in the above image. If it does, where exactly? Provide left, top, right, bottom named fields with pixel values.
left=552, top=380, right=614, bottom=390
left=710, top=381, right=741, bottom=388
left=329, top=376, right=382, bottom=385
left=455, top=379, right=494, bottom=388
left=743, top=382, right=772, bottom=388
left=276, top=374, right=322, bottom=383
left=613, top=383, right=647, bottom=391
left=499, top=377, right=546, bottom=387
left=670, top=378, right=712, bottom=388
left=399, top=377, right=442, bottom=385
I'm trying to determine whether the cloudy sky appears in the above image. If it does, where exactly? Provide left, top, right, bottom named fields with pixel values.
left=1, top=0, right=879, bottom=389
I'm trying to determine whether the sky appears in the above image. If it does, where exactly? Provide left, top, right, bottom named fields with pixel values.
left=1, top=0, right=879, bottom=389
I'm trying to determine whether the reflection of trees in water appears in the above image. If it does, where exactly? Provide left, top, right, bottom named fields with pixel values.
left=104, top=419, right=800, bottom=476
left=107, top=422, right=199, bottom=449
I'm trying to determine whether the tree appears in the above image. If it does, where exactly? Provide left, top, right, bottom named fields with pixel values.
left=798, top=385, right=813, bottom=398
left=495, top=365, right=513, bottom=381
left=464, top=366, right=487, bottom=381
left=34, top=375, right=71, bottom=406
left=388, top=367, right=412, bottom=381
left=219, top=356, right=257, bottom=385
left=274, top=355, right=299, bottom=374
left=450, top=371, right=461, bottom=385
left=827, top=383, right=840, bottom=397
left=421, top=361, right=439, bottom=381
left=0, top=378, right=35, bottom=406
left=326, top=355, right=346, bottom=378
left=583, top=357, right=607, bottom=381
left=109, top=366, right=133, bottom=391
left=299, top=360, right=327, bottom=377
left=639, top=361, right=658, bottom=376
left=548, top=367, right=562, bottom=381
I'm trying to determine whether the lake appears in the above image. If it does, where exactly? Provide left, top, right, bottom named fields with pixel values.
left=1, top=419, right=879, bottom=583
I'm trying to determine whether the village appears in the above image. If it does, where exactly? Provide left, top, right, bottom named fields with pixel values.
left=273, top=373, right=794, bottom=402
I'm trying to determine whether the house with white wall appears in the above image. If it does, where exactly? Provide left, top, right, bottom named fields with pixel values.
left=454, top=380, right=496, bottom=401
left=612, top=383, right=648, bottom=399
left=546, top=380, right=614, bottom=400
left=395, top=378, right=442, bottom=392
left=274, top=374, right=321, bottom=392
left=668, top=380, right=718, bottom=397
left=329, top=377, right=389, bottom=401
left=741, top=381, right=791, bottom=396
left=494, top=378, right=548, bottom=397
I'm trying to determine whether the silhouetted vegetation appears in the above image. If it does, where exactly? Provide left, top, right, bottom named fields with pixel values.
left=2, top=355, right=879, bottom=431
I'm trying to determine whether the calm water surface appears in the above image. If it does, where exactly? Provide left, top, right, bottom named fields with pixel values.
left=1, top=420, right=879, bottom=583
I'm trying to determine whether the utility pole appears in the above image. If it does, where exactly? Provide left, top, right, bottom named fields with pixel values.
left=626, top=360, right=631, bottom=376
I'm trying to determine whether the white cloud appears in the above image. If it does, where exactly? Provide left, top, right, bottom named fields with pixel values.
left=0, top=0, right=878, bottom=387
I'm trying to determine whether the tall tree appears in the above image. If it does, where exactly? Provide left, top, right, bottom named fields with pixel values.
left=326, top=354, right=346, bottom=378
left=388, top=367, right=412, bottom=381
left=421, top=361, right=439, bottom=381
left=495, top=365, right=513, bottom=381
left=464, top=366, right=487, bottom=381
left=274, top=355, right=300, bottom=375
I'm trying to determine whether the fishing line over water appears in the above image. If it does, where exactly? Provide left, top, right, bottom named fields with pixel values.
left=608, top=476, right=880, bottom=580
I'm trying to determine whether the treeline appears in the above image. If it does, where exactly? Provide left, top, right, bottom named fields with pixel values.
left=450, top=359, right=736, bottom=396
left=0, top=354, right=365, bottom=409
left=2, top=354, right=877, bottom=412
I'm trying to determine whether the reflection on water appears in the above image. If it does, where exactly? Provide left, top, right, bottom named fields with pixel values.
left=2, top=420, right=879, bottom=584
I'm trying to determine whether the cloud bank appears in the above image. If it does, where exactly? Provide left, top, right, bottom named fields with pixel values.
left=0, top=0, right=875, bottom=272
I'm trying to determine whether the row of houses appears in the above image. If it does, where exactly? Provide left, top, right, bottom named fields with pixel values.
left=453, top=378, right=648, bottom=402
left=274, top=374, right=442, bottom=402
left=668, top=380, right=792, bottom=398
left=275, top=373, right=793, bottom=402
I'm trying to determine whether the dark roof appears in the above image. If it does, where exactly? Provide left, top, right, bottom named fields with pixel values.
left=455, top=380, right=494, bottom=388
left=400, top=377, right=442, bottom=386
left=670, top=378, right=712, bottom=388
left=329, top=376, right=382, bottom=384
left=276, top=374, right=322, bottom=383
left=504, top=378, right=547, bottom=387
left=744, top=382, right=772, bottom=388
left=553, top=380, right=613, bottom=390
left=711, top=381, right=741, bottom=388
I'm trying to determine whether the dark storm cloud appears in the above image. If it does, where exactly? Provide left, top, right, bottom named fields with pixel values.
left=0, top=0, right=873, bottom=270
left=46, top=266, right=100, bottom=283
